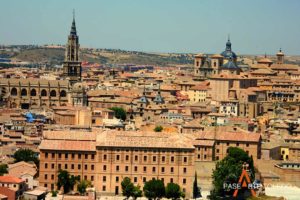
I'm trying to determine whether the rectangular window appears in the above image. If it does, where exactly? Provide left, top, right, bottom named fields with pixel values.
left=91, top=154, right=95, bottom=160
left=71, top=164, right=74, bottom=169
left=51, top=174, right=54, bottom=180
left=170, top=178, right=173, bottom=183
left=103, top=186, right=106, bottom=191
left=183, top=178, right=186, bottom=184
left=78, top=154, right=81, bottom=159
left=143, top=166, right=147, bottom=172
left=72, top=153, right=75, bottom=159
left=183, top=167, right=187, bottom=173
left=52, top=153, right=55, bottom=159
left=171, top=167, right=174, bottom=173
left=143, top=177, right=146, bottom=182
left=65, top=164, right=68, bottom=169
left=116, top=176, right=119, bottom=182
left=103, top=165, right=107, bottom=171
left=45, top=153, right=48, bottom=158
left=153, top=156, right=156, bottom=162
left=116, top=155, right=120, bottom=160
left=103, top=176, right=106, bottom=182
left=162, top=156, right=165, bottom=162
left=134, top=166, right=138, bottom=172
left=135, top=155, right=138, bottom=161
left=58, top=164, right=61, bottom=169
left=84, top=165, right=88, bottom=170
left=85, top=154, right=88, bottom=159
left=125, top=166, right=129, bottom=172
left=161, top=167, right=165, bottom=173
left=45, top=163, right=48, bottom=169
left=51, top=164, right=55, bottom=169
left=65, top=154, right=68, bottom=159
left=91, top=176, right=94, bottom=181
left=183, top=157, right=187, bottom=163
left=78, top=164, right=81, bottom=170
left=103, top=155, right=107, bottom=160
left=126, top=155, right=129, bottom=161
left=58, top=153, right=61, bottom=159
left=91, top=165, right=94, bottom=170
left=144, top=156, right=147, bottom=162
left=171, top=156, right=174, bottom=162
left=116, top=166, right=119, bottom=171
left=134, top=177, right=137, bottom=183
left=44, top=174, right=48, bottom=180
left=152, top=167, right=156, bottom=173
left=84, top=175, right=87, bottom=180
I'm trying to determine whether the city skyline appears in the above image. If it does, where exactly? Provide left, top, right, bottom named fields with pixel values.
left=0, top=0, right=300, bottom=55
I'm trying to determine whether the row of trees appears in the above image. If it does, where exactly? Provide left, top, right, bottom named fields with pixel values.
left=57, top=170, right=92, bottom=195
left=121, top=178, right=185, bottom=200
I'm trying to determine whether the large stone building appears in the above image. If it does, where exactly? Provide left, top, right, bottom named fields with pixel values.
left=39, top=130, right=195, bottom=197
left=0, top=79, right=69, bottom=109
left=63, top=12, right=82, bottom=85
left=194, top=37, right=240, bottom=79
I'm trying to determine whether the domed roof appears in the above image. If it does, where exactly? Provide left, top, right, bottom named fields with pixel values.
left=258, top=57, right=273, bottom=64
left=221, top=50, right=237, bottom=59
left=222, top=58, right=239, bottom=69
left=72, top=82, right=86, bottom=92
left=221, top=39, right=237, bottom=59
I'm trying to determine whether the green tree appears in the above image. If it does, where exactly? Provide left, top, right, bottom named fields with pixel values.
left=13, top=148, right=39, bottom=166
left=57, top=170, right=79, bottom=194
left=0, top=164, right=8, bottom=176
left=77, top=180, right=92, bottom=195
left=121, top=177, right=135, bottom=199
left=154, top=125, right=163, bottom=132
left=109, top=107, right=127, bottom=121
left=193, top=172, right=201, bottom=199
left=165, top=183, right=184, bottom=200
left=210, top=147, right=255, bottom=199
left=132, top=185, right=143, bottom=200
left=143, top=179, right=165, bottom=200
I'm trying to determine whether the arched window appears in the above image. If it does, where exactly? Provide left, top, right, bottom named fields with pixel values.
left=60, top=90, right=67, bottom=97
left=41, top=89, right=47, bottom=97
left=30, top=89, right=37, bottom=96
left=11, top=88, right=17, bottom=96
left=21, top=89, right=27, bottom=96
left=50, top=90, right=56, bottom=97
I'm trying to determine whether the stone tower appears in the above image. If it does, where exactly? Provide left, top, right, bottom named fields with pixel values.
left=63, top=11, right=81, bottom=85
left=276, top=48, right=284, bottom=64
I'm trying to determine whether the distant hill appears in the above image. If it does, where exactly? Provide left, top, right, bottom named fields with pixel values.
left=8, top=47, right=194, bottom=66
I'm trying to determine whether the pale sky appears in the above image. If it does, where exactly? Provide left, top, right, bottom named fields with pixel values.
left=0, top=0, right=299, bottom=55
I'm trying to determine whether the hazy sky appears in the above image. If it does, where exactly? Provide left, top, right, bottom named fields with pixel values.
left=0, top=0, right=300, bottom=55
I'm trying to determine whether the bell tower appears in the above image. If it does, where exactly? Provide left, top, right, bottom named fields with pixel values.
left=63, top=10, right=82, bottom=85
left=276, top=48, right=284, bottom=64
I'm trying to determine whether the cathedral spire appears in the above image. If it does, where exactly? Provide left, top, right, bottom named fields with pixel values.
left=70, top=9, right=77, bottom=36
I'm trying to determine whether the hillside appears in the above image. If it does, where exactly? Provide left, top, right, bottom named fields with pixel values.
left=9, top=47, right=194, bottom=66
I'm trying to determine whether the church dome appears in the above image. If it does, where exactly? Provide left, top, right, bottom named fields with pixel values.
left=222, top=58, right=239, bottom=69
left=72, top=82, right=86, bottom=92
left=221, top=38, right=237, bottom=59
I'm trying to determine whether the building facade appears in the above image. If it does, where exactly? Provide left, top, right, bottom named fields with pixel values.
left=39, top=130, right=195, bottom=198
left=0, top=79, right=70, bottom=109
